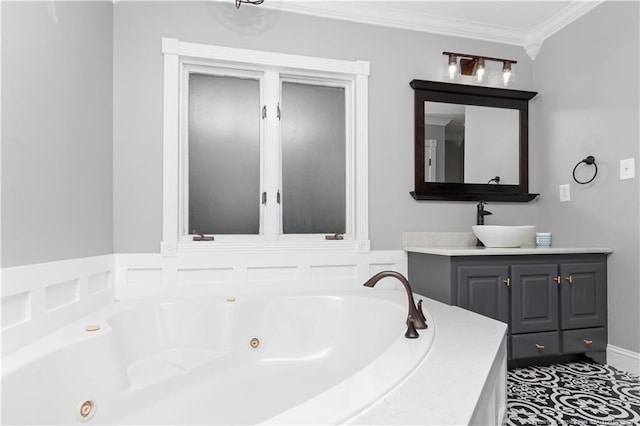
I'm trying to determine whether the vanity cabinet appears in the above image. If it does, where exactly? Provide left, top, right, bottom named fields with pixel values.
left=408, top=252, right=608, bottom=365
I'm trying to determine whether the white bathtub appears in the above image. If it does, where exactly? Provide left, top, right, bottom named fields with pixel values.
left=1, top=288, right=435, bottom=425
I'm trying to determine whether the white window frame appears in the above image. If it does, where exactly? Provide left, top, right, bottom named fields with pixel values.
left=161, top=38, right=370, bottom=256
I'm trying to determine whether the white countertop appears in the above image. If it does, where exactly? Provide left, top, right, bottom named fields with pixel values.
left=349, top=297, right=507, bottom=425
left=404, top=245, right=613, bottom=256
left=403, top=232, right=613, bottom=256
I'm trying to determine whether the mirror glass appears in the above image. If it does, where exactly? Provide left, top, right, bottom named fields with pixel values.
left=424, top=102, right=519, bottom=184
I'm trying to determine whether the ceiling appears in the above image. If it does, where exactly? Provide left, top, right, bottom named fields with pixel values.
left=260, top=1, right=605, bottom=59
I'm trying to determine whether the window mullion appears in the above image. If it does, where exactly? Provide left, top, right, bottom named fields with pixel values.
left=263, top=70, right=281, bottom=241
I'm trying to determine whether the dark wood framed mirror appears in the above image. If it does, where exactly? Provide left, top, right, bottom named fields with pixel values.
left=410, top=79, right=538, bottom=202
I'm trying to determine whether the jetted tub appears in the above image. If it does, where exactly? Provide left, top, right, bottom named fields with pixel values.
left=1, top=289, right=435, bottom=425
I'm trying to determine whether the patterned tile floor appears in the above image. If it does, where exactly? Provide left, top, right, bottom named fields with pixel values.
left=507, top=362, right=640, bottom=426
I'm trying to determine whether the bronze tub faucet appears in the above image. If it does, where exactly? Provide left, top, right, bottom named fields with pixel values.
left=363, top=271, right=427, bottom=338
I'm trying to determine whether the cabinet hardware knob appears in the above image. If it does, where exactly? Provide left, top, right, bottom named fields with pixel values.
left=554, top=276, right=561, bottom=284
left=565, top=275, right=573, bottom=284
left=503, top=277, right=511, bottom=287
left=583, top=339, right=593, bottom=345
left=535, top=343, right=545, bottom=349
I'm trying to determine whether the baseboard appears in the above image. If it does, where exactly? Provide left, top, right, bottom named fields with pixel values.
left=607, top=344, right=640, bottom=375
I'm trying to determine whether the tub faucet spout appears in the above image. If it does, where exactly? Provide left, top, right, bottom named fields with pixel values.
left=363, top=271, right=427, bottom=339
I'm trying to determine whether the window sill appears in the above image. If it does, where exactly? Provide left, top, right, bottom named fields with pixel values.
left=161, top=240, right=371, bottom=256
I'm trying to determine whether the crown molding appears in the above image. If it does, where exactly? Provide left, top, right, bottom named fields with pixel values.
left=524, top=0, right=604, bottom=59
left=263, top=1, right=527, bottom=46
left=261, top=1, right=605, bottom=60
left=534, top=0, right=604, bottom=41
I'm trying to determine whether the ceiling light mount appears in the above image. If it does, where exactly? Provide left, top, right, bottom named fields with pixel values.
left=443, top=52, right=517, bottom=86
left=236, top=0, right=265, bottom=9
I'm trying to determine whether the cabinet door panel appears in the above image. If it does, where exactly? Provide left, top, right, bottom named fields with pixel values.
left=456, top=265, right=510, bottom=324
left=511, top=264, right=559, bottom=334
left=560, top=262, right=606, bottom=329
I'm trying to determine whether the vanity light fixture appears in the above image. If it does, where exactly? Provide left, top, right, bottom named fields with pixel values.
left=236, top=0, right=264, bottom=8
left=443, top=52, right=517, bottom=86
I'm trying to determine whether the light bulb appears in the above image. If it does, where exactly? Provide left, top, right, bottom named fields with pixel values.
left=502, top=61, right=514, bottom=86
left=447, top=54, right=459, bottom=80
left=475, top=58, right=486, bottom=83
left=448, top=63, right=459, bottom=80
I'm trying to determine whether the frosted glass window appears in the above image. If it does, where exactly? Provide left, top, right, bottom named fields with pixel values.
left=281, top=82, right=346, bottom=234
left=188, top=73, right=260, bottom=234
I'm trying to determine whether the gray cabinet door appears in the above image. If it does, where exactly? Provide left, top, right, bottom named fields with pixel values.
left=456, top=264, right=510, bottom=324
left=560, top=262, right=607, bottom=329
left=511, top=263, right=559, bottom=334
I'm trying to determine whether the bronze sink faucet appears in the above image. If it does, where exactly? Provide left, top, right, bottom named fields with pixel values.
left=363, top=271, right=427, bottom=338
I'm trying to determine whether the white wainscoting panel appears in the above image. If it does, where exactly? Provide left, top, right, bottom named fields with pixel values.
left=247, top=265, right=298, bottom=282
left=1, top=255, right=115, bottom=356
left=115, top=250, right=407, bottom=299
left=45, top=279, right=80, bottom=312
left=177, top=268, right=234, bottom=285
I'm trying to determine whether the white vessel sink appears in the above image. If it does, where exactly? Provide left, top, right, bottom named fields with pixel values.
left=472, top=225, right=536, bottom=248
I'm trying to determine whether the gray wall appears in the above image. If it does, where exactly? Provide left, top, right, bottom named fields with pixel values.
left=112, top=1, right=536, bottom=253
left=1, top=2, right=114, bottom=267
left=532, top=1, right=639, bottom=353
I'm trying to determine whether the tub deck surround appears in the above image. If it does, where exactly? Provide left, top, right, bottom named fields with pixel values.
left=1, top=288, right=507, bottom=425
left=349, top=298, right=507, bottom=425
